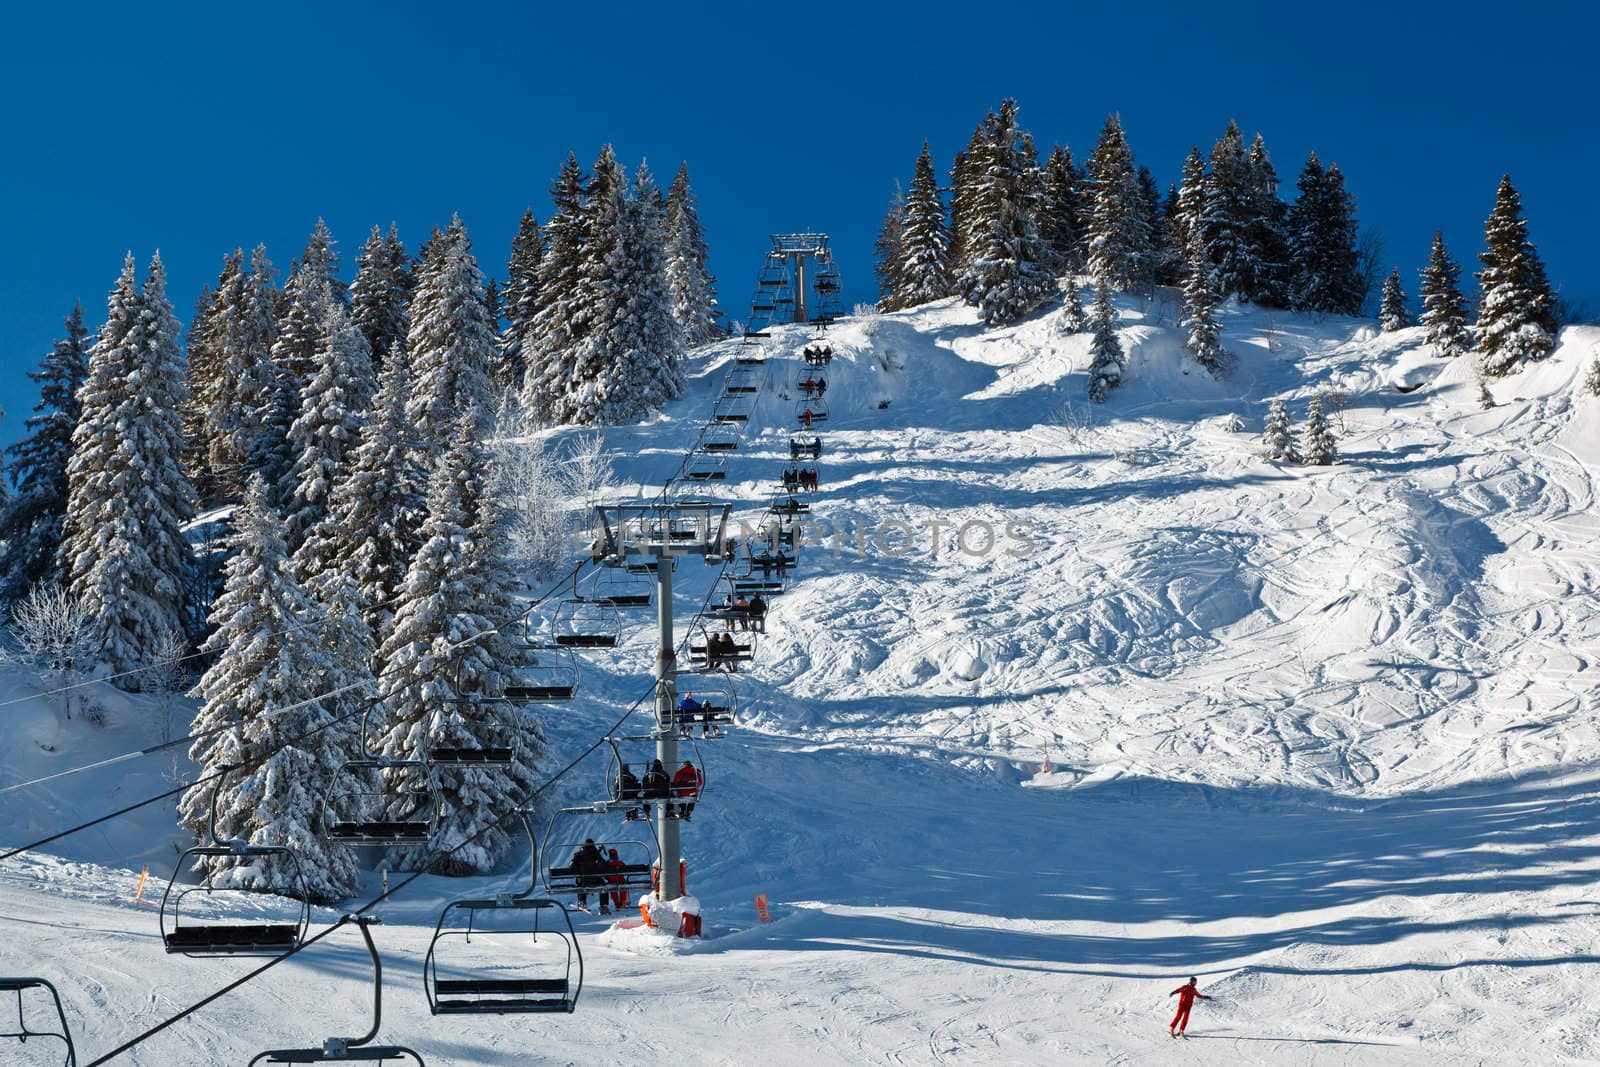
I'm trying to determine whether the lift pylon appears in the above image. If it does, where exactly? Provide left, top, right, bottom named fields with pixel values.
left=743, top=234, right=846, bottom=338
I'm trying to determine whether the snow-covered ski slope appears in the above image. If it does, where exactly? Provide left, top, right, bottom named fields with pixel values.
left=5, top=292, right=1600, bottom=1064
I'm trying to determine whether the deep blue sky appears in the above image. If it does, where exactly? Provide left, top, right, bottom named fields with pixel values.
left=3, top=1, right=1595, bottom=448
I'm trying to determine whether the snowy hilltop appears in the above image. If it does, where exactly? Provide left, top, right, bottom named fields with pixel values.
left=5, top=285, right=1600, bottom=1062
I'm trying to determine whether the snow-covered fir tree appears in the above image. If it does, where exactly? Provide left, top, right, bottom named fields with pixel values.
left=1475, top=174, right=1557, bottom=377
left=1086, top=281, right=1124, bottom=403
left=1084, top=114, right=1152, bottom=291
left=522, top=153, right=589, bottom=418
left=897, top=141, right=954, bottom=306
left=1172, top=146, right=1206, bottom=265
left=873, top=182, right=906, bottom=311
left=1059, top=278, right=1087, bottom=333
left=663, top=163, right=718, bottom=347
left=1182, top=232, right=1225, bottom=376
left=1262, top=398, right=1297, bottom=461
left=373, top=411, right=544, bottom=875
left=179, top=476, right=360, bottom=902
left=272, top=221, right=345, bottom=424
left=957, top=99, right=1053, bottom=326
left=1200, top=120, right=1254, bottom=302
left=1418, top=230, right=1471, bottom=359
left=61, top=253, right=195, bottom=681
left=284, top=293, right=375, bottom=550
left=558, top=161, right=683, bottom=424
left=204, top=246, right=282, bottom=502
left=947, top=116, right=992, bottom=277
left=1378, top=267, right=1411, bottom=331
left=499, top=209, right=543, bottom=392
left=182, top=282, right=224, bottom=500
left=1244, top=134, right=1291, bottom=306
left=405, top=216, right=498, bottom=445
left=1288, top=153, right=1363, bottom=315
left=0, top=302, right=89, bottom=602
left=1582, top=356, right=1600, bottom=397
left=1300, top=394, right=1337, bottom=465
left=296, top=344, right=425, bottom=652
left=1040, top=143, right=1085, bottom=272
left=349, top=224, right=409, bottom=367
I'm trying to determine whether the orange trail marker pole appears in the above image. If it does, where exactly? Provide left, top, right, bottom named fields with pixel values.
left=134, top=865, right=149, bottom=905
left=755, top=893, right=772, bottom=923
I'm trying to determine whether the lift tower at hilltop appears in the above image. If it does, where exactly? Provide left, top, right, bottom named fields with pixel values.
left=743, top=233, right=845, bottom=338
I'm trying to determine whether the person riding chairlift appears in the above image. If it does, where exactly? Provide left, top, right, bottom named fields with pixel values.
left=672, top=761, right=703, bottom=820
left=606, top=848, right=630, bottom=912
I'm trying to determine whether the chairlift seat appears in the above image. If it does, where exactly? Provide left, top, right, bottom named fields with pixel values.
left=254, top=1047, right=423, bottom=1064
left=507, top=684, right=575, bottom=701
left=164, top=923, right=300, bottom=954
left=429, top=746, right=514, bottom=764
left=554, top=634, right=618, bottom=648
left=327, top=821, right=431, bottom=843
left=595, top=592, right=651, bottom=607
left=432, top=977, right=573, bottom=1014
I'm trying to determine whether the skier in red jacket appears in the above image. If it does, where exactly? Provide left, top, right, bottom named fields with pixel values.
left=605, top=848, right=630, bottom=912
left=671, top=761, right=702, bottom=820
left=1168, top=976, right=1209, bottom=1037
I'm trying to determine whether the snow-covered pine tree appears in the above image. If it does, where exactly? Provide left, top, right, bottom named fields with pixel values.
left=499, top=210, right=543, bottom=391
left=897, top=141, right=954, bottom=306
left=1182, top=232, right=1225, bottom=376
left=61, top=253, right=195, bottom=681
left=204, top=246, right=283, bottom=502
left=1378, top=267, right=1411, bottom=331
left=272, top=221, right=345, bottom=426
left=522, top=153, right=589, bottom=418
left=405, top=216, right=499, bottom=445
left=349, top=224, right=409, bottom=367
left=1135, top=165, right=1174, bottom=288
left=1288, top=154, right=1362, bottom=315
left=1086, top=281, right=1124, bottom=403
left=296, top=343, right=425, bottom=652
left=663, top=163, right=718, bottom=348
left=179, top=475, right=360, bottom=902
left=0, top=302, right=89, bottom=602
left=374, top=411, right=543, bottom=875
left=1262, top=398, right=1297, bottom=461
left=1300, top=394, right=1337, bottom=465
left=1244, top=134, right=1291, bottom=307
left=182, top=282, right=224, bottom=501
left=873, top=183, right=906, bottom=311
left=1200, top=120, right=1254, bottom=302
left=1040, top=143, right=1085, bottom=272
left=1582, top=356, right=1600, bottom=397
left=1173, top=147, right=1206, bottom=265
left=1084, top=113, right=1152, bottom=291
left=1475, top=174, right=1558, bottom=376
left=558, top=162, right=683, bottom=424
left=948, top=116, right=993, bottom=277
left=1418, top=230, right=1470, bottom=359
left=1059, top=278, right=1087, bottom=333
left=285, top=293, right=376, bottom=550
left=957, top=99, right=1053, bottom=326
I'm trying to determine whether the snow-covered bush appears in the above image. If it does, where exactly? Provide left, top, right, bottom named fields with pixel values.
left=8, top=582, right=94, bottom=720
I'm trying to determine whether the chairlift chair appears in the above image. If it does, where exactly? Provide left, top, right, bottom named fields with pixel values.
left=500, top=634, right=581, bottom=701
left=698, top=424, right=742, bottom=452
left=665, top=673, right=737, bottom=736
left=427, top=656, right=519, bottom=764
left=322, top=709, right=441, bottom=848
left=712, top=396, right=752, bottom=424
left=249, top=917, right=425, bottom=1065
left=0, top=977, right=76, bottom=1066
left=423, top=812, right=583, bottom=1016
left=596, top=736, right=708, bottom=816
left=160, top=765, right=312, bottom=957
left=552, top=598, right=622, bottom=649
left=794, top=398, right=829, bottom=425
left=585, top=567, right=654, bottom=609
left=734, top=351, right=767, bottom=365
left=687, top=629, right=756, bottom=671
left=684, top=453, right=728, bottom=482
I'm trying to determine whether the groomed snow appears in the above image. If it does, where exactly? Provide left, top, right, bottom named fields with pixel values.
left=4, top=292, right=1600, bottom=1063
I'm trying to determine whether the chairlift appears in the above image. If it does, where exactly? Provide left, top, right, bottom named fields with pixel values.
left=687, top=628, right=756, bottom=671
left=734, top=351, right=767, bottom=364
left=802, top=343, right=834, bottom=367
left=423, top=812, right=583, bottom=1016
left=500, top=636, right=580, bottom=701
left=794, top=398, right=828, bottom=425
left=683, top=453, right=727, bottom=482
left=665, top=673, right=737, bottom=736
left=697, top=424, right=741, bottom=453
left=160, top=765, right=312, bottom=957
left=0, top=977, right=76, bottom=1066
left=597, top=735, right=708, bottom=817
left=322, top=708, right=440, bottom=848
left=248, top=917, right=425, bottom=1065
left=712, top=397, right=752, bottom=424
left=552, top=598, right=622, bottom=649
left=722, top=370, right=761, bottom=396
left=586, top=567, right=653, bottom=609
